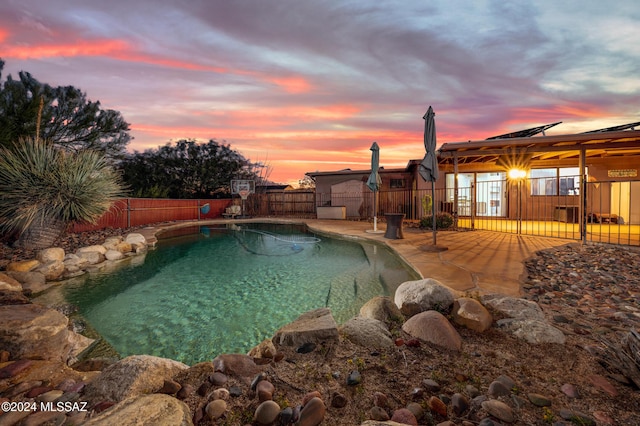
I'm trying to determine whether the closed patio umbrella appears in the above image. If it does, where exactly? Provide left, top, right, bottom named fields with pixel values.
left=419, top=106, right=441, bottom=246
left=366, top=142, right=383, bottom=233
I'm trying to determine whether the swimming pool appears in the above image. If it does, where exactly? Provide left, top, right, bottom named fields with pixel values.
left=63, top=223, right=419, bottom=365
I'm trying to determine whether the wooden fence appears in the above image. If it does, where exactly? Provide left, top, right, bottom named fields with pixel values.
left=69, top=191, right=317, bottom=232
left=70, top=198, right=232, bottom=232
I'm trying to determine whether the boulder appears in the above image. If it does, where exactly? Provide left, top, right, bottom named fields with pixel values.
left=77, top=250, right=105, bottom=265
left=360, top=296, right=404, bottom=325
left=402, top=310, right=462, bottom=351
left=212, top=354, right=263, bottom=379
left=36, top=247, right=65, bottom=263
left=77, top=245, right=108, bottom=255
left=481, top=295, right=545, bottom=321
left=0, top=304, right=73, bottom=362
left=102, top=236, right=124, bottom=250
left=339, top=316, right=394, bottom=348
left=115, top=241, right=133, bottom=254
left=394, top=279, right=455, bottom=317
left=125, top=233, right=147, bottom=246
left=452, top=297, right=493, bottom=332
left=82, top=355, right=189, bottom=404
left=248, top=338, right=277, bottom=359
left=36, top=260, right=65, bottom=281
left=83, top=394, right=192, bottom=426
left=6, top=271, right=48, bottom=294
left=5, top=259, right=40, bottom=273
left=482, top=295, right=565, bottom=344
left=64, top=253, right=91, bottom=272
left=496, top=318, right=566, bottom=344
left=0, top=272, right=22, bottom=292
left=105, top=250, right=125, bottom=261
left=272, top=308, right=339, bottom=346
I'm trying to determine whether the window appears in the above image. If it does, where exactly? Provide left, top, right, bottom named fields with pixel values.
left=390, top=179, right=406, bottom=189
left=530, top=167, right=583, bottom=196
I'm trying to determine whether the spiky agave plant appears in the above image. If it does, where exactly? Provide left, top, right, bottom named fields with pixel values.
left=0, top=138, right=125, bottom=249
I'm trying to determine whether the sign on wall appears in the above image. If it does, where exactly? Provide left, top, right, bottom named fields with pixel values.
left=608, top=169, right=638, bottom=178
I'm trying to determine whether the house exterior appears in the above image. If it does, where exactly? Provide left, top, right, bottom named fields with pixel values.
left=306, top=124, right=640, bottom=244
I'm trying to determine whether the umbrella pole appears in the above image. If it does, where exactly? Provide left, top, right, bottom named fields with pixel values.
left=432, top=180, right=437, bottom=245
left=373, top=190, right=379, bottom=232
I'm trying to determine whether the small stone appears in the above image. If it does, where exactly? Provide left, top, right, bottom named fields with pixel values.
left=527, top=393, right=552, bottom=407
left=410, top=387, right=424, bottom=399
left=331, top=391, right=347, bottom=408
left=391, top=408, right=418, bottom=425
left=302, top=390, right=322, bottom=406
left=26, top=386, right=52, bottom=398
left=559, top=408, right=596, bottom=425
left=210, top=388, right=230, bottom=401
left=422, top=378, right=440, bottom=392
left=297, top=397, right=326, bottom=426
left=256, top=380, right=275, bottom=402
left=346, top=370, right=361, bottom=385
left=176, top=384, right=194, bottom=400
left=560, top=383, right=579, bottom=398
left=251, top=372, right=267, bottom=391
left=481, top=399, right=515, bottom=423
left=0, top=359, right=32, bottom=379
left=370, top=406, right=390, bottom=421
left=495, top=375, right=516, bottom=390
left=406, top=402, right=424, bottom=420
left=205, top=399, right=227, bottom=420
left=465, top=384, right=480, bottom=398
left=279, top=406, right=294, bottom=424
left=229, top=385, right=243, bottom=397
left=209, top=371, right=228, bottom=385
left=36, top=389, right=63, bottom=403
left=451, top=393, right=469, bottom=416
left=488, top=380, right=510, bottom=397
left=373, top=391, right=388, bottom=407
left=588, top=374, right=618, bottom=397
left=592, top=410, right=615, bottom=425
left=254, top=400, right=281, bottom=425
left=158, top=379, right=181, bottom=394
left=427, top=396, right=447, bottom=417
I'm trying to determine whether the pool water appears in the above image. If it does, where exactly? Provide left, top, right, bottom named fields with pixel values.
left=63, top=223, right=419, bottom=365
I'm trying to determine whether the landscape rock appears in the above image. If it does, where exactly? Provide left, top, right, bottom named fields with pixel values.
left=359, top=296, right=404, bottom=325
left=481, top=399, right=515, bottom=423
left=36, top=260, right=65, bottom=280
left=105, top=249, right=125, bottom=261
left=495, top=318, right=566, bottom=344
left=82, top=355, right=189, bottom=404
left=76, top=244, right=108, bottom=255
left=297, top=396, right=326, bottom=426
left=0, top=304, right=73, bottom=362
left=125, top=233, right=147, bottom=246
left=452, top=297, right=493, bottom=332
left=401, top=310, right=462, bottom=351
left=253, top=400, right=280, bottom=425
left=0, top=272, right=22, bottom=292
left=248, top=338, right=277, bottom=359
left=83, top=394, right=192, bottom=426
left=36, top=247, right=65, bottom=263
left=394, top=278, right=455, bottom=317
left=5, top=259, right=40, bottom=272
left=212, top=354, right=263, bottom=379
left=482, top=295, right=545, bottom=321
left=272, top=307, right=339, bottom=346
left=5, top=271, right=48, bottom=294
left=339, top=316, right=394, bottom=348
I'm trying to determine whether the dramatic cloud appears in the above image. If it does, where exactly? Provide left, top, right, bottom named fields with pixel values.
left=1, top=0, right=639, bottom=184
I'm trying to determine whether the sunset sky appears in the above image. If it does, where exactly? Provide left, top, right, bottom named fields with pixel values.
left=1, top=1, right=639, bottom=185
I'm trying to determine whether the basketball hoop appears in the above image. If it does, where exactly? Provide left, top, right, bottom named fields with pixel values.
left=239, top=189, right=250, bottom=200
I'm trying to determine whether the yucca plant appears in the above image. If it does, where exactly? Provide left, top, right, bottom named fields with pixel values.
left=0, top=138, right=125, bottom=249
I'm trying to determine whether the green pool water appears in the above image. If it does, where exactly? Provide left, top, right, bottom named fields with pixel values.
left=63, top=223, right=419, bottom=365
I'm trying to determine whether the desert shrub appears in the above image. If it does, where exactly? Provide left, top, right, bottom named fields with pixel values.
left=420, top=212, right=454, bottom=230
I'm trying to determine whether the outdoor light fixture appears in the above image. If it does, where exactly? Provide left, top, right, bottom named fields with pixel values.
left=508, top=168, right=527, bottom=180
